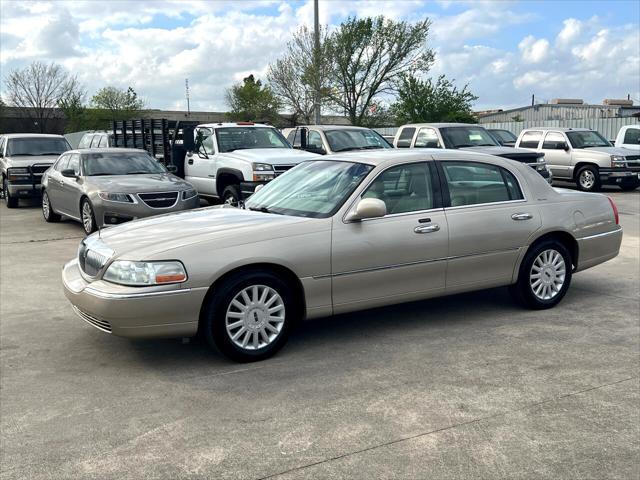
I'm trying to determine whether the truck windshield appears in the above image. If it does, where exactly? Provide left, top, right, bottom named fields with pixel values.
left=216, top=127, right=290, bottom=153
left=325, top=129, right=391, bottom=152
left=83, top=152, right=167, bottom=176
left=6, top=137, right=70, bottom=156
left=245, top=160, right=373, bottom=218
left=566, top=131, right=611, bottom=148
left=440, top=127, right=499, bottom=148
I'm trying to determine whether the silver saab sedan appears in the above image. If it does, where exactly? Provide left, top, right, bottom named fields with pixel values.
left=42, top=148, right=199, bottom=234
left=62, top=150, right=622, bottom=362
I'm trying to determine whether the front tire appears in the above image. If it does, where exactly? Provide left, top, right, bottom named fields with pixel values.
left=81, top=198, right=97, bottom=235
left=3, top=178, right=18, bottom=208
left=42, top=190, right=61, bottom=222
left=222, top=185, right=241, bottom=207
left=576, top=165, right=601, bottom=192
left=202, top=270, right=296, bottom=362
left=511, top=240, right=572, bottom=309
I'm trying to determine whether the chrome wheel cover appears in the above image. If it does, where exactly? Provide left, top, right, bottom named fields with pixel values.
left=579, top=170, right=595, bottom=190
left=530, top=249, right=566, bottom=300
left=82, top=202, right=93, bottom=233
left=224, top=194, right=237, bottom=207
left=42, top=192, right=50, bottom=218
left=225, top=284, right=285, bottom=351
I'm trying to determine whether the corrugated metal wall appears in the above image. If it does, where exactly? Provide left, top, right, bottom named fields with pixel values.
left=375, top=117, right=638, bottom=142
left=478, top=104, right=640, bottom=123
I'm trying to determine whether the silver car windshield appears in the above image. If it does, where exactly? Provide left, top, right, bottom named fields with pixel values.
left=82, top=152, right=167, bottom=176
left=215, top=127, right=290, bottom=153
left=325, top=129, right=392, bottom=152
left=566, top=131, right=611, bottom=148
left=6, top=137, right=70, bottom=156
left=440, top=127, right=499, bottom=148
left=245, top=160, right=373, bottom=218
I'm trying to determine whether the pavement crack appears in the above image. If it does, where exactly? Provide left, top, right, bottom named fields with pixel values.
left=1, top=235, right=83, bottom=245
left=257, top=375, right=638, bottom=480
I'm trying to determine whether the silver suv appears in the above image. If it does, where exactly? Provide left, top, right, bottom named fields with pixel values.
left=515, top=128, right=640, bottom=191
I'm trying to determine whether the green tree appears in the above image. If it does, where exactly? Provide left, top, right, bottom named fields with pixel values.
left=91, top=86, right=144, bottom=121
left=326, top=16, right=434, bottom=126
left=58, top=89, right=88, bottom=133
left=225, top=75, right=282, bottom=124
left=391, top=74, right=478, bottom=124
left=267, top=25, right=332, bottom=124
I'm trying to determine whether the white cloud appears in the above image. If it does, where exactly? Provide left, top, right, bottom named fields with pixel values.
left=556, top=18, right=581, bottom=46
left=518, top=35, right=550, bottom=63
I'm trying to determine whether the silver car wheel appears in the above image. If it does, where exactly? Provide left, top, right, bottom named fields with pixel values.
left=530, top=249, right=566, bottom=300
left=225, top=284, right=285, bottom=351
left=42, top=192, right=50, bottom=218
left=82, top=202, right=93, bottom=233
left=579, top=170, right=595, bottom=190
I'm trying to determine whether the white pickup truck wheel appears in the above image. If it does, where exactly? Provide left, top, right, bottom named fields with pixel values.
left=222, top=185, right=241, bottom=207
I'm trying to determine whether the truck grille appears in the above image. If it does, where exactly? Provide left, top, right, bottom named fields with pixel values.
left=78, top=243, right=109, bottom=277
left=273, top=165, right=294, bottom=177
left=72, top=306, right=112, bottom=333
left=138, top=191, right=178, bottom=208
left=625, top=155, right=640, bottom=164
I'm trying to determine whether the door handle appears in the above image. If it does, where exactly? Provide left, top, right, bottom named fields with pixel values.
left=511, top=212, right=533, bottom=221
left=414, top=224, right=440, bottom=234
left=187, top=158, right=194, bottom=165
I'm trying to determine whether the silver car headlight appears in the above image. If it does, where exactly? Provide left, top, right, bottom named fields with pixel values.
left=103, top=260, right=187, bottom=286
left=252, top=163, right=275, bottom=182
left=182, top=188, right=198, bottom=200
left=98, top=192, right=134, bottom=203
left=611, top=155, right=627, bottom=168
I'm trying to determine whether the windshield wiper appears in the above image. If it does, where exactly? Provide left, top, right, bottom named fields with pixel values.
left=248, top=205, right=282, bottom=215
left=454, top=144, right=476, bottom=148
left=88, top=173, right=114, bottom=176
left=126, top=171, right=151, bottom=175
left=39, top=152, right=64, bottom=155
left=7, top=153, right=36, bottom=156
left=333, top=147, right=364, bottom=152
left=476, top=144, right=497, bottom=147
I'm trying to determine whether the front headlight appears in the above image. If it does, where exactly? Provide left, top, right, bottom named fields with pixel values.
left=7, top=167, right=29, bottom=181
left=252, top=163, right=274, bottom=172
left=611, top=155, right=627, bottom=168
left=103, top=260, right=187, bottom=286
left=182, top=188, right=198, bottom=200
left=98, top=192, right=134, bottom=203
left=252, top=163, right=275, bottom=182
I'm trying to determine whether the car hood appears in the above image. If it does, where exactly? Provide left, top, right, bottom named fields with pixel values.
left=5, top=155, right=60, bottom=168
left=459, top=146, right=542, bottom=159
left=220, top=148, right=319, bottom=165
left=93, top=206, right=317, bottom=259
left=573, top=146, right=633, bottom=157
left=86, top=173, right=192, bottom=193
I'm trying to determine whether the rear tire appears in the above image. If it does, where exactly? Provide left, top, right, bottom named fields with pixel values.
left=81, top=198, right=97, bottom=235
left=575, top=165, right=601, bottom=192
left=511, top=240, right=572, bottom=310
left=3, top=178, right=18, bottom=208
left=42, top=190, right=61, bottom=222
left=202, top=270, right=296, bottom=362
left=222, top=185, right=241, bottom=207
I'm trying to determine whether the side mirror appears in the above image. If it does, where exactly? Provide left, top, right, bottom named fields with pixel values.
left=61, top=169, right=77, bottom=178
left=166, top=164, right=178, bottom=173
left=562, top=142, right=570, bottom=151
left=345, top=198, right=387, bottom=222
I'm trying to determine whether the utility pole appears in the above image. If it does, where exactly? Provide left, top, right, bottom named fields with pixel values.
left=313, top=0, right=321, bottom=125
left=185, top=78, right=191, bottom=116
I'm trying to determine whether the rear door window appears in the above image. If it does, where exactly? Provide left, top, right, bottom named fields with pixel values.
left=441, top=161, right=523, bottom=207
left=396, top=127, right=416, bottom=148
left=98, top=135, right=108, bottom=148
left=542, top=132, right=567, bottom=150
left=519, top=131, right=542, bottom=149
left=623, top=128, right=640, bottom=145
left=414, top=128, right=442, bottom=148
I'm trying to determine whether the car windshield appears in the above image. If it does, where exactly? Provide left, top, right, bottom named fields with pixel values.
left=325, top=129, right=391, bottom=152
left=215, top=127, right=290, bottom=153
left=82, top=152, right=167, bottom=176
left=6, top=137, right=70, bottom=156
left=245, top=160, right=373, bottom=218
left=440, top=127, right=499, bottom=148
left=566, top=131, right=611, bottom=148
left=490, top=130, right=517, bottom=143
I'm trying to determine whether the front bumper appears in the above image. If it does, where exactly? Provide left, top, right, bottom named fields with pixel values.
left=62, top=258, right=208, bottom=338
left=94, top=194, right=200, bottom=228
left=7, top=182, right=42, bottom=198
left=240, top=181, right=268, bottom=200
left=599, top=168, right=640, bottom=186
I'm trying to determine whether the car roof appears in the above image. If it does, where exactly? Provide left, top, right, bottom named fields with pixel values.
left=292, top=125, right=372, bottom=131
left=521, top=127, right=593, bottom=133
left=197, top=122, right=272, bottom=128
left=1, top=133, right=66, bottom=139
left=398, top=123, right=484, bottom=129
left=71, top=148, right=148, bottom=154
left=323, top=148, right=499, bottom=167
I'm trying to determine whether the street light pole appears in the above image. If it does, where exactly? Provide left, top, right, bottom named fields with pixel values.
left=313, top=0, right=321, bottom=125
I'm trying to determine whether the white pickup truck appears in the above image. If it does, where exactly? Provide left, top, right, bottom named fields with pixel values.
left=185, top=122, right=319, bottom=205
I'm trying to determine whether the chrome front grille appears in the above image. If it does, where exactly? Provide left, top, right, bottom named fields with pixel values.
left=72, top=306, right=112, bottom=333
left=138, top=191, right=179, bottom=208
left=78, top=242, right=109, bottom=277
left=273, top=165, right=294, bottom=177
left=625, top=155, right=640, bottom=164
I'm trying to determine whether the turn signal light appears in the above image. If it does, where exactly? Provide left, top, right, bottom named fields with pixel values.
left=156, top=273, right=187, bottom=284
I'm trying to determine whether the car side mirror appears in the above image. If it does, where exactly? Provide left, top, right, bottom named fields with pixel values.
left=166, top=164, right=178, bottom=173
left=345, top=198, right=387, bottom=222
left=562, top=143, right=570, bottom=151
left=61, top=169, right=77, bottom=178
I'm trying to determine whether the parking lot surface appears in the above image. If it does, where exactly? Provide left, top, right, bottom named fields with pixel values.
left=1, top=188, right=639, bottom=480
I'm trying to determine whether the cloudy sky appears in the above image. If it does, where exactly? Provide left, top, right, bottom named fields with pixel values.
left=1, top=0, right=638, bottom=112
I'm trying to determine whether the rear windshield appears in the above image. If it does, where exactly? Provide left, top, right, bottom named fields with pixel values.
left=6, top=137, right=70, bottom=156
left=440, top=127, right=499, bottom=148
left=82, top=152, right=167, bottom=176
